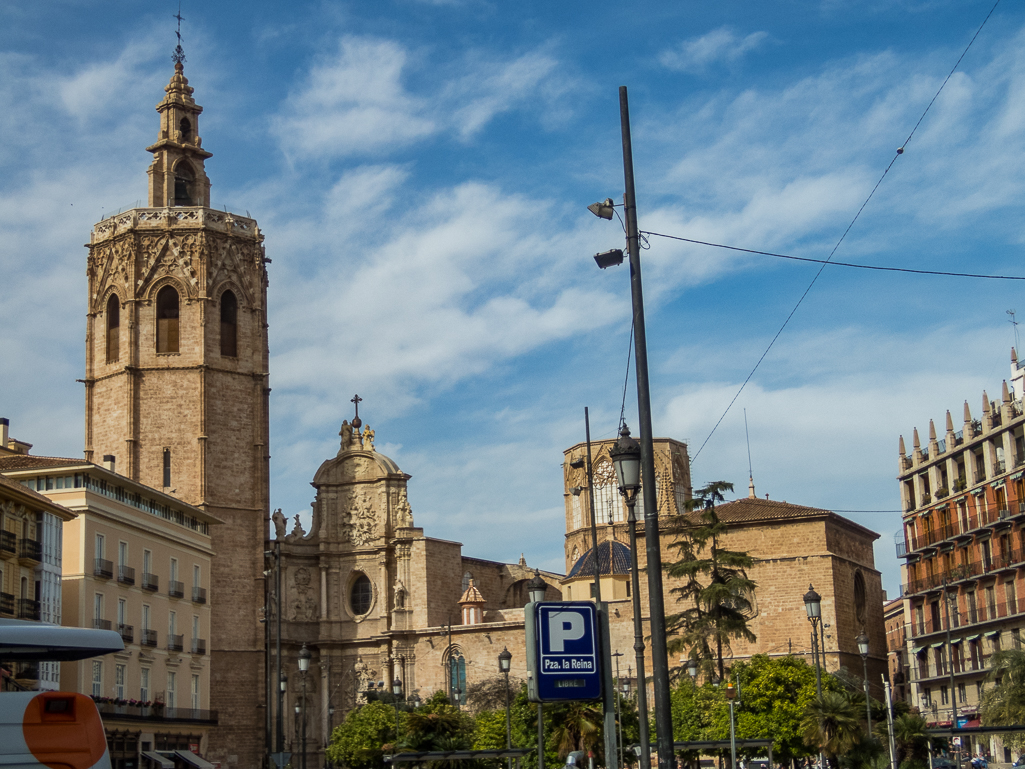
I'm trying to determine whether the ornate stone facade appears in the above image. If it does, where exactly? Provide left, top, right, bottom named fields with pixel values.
left=83, top=64, right=269, bottom=769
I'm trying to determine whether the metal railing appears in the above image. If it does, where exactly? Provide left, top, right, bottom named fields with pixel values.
left=142, top=572, right=159, bottom=591
left=18, top=539, right=41, bottom=562
left=17, top=599, right=40, bottom=621
left=191, top=638, right=206, bottom=655
left=902, top=548, right=1025, bottom=595
left=168, top=581, right=184, bottom=599
left=94, top=558, right=113, bottom=579
left=141, top=629, right=157, bottom=647
left=192, top=587, right=206, bottom=604
left=167, top=634, right=183, bottom=652
left=0, top=531, right=16, bottom=555
left=117, top=565, right=135, bottom=585
left=909, top=598, right=1022, bottom=639
left=118, top=624, right=134, bottom=643
left=93, top=618, right=112, bottom=631
left=0, top=592, right=14, bottom=616
left=91, top=701, right=218, bottom=723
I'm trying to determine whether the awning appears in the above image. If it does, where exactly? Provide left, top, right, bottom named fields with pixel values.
left=1011, top=472, right=1023, bottom=481
left=986, top=630, right=1001, bottom=637
left=972, top=488, right=986, bottom=496
left=931, top=642, right=946, bottom=648
left=965, top=634, right=981, bottom=641
left=142, top=753, right=174, bottom=769
left=174, top=751, right=215, bottom=769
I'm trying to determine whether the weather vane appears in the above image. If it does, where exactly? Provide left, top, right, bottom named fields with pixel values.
left=172, top=1, right=186, bottom=65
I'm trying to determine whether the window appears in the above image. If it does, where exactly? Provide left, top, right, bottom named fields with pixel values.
left=350, top=574, right=372, bottom=616
left=95, top=534, right=105, bottom=559
left=167, top=672, right=176, bottom=709
left=179, top=117, right=192, bottom=141
left=958, top=683, right=966, bottom=703
left=106, top=295, right=120, bottom=363
left=115, top=664, right=125, bottom=700
left=142, top=605, right=150, bottom=631
left=169, top=610, right=176, bottom=639
left=593, top=461, right=623, bottom=524
left=170, top=558, right=178, bottom=583
left=220, top=290, right=238, bottom=357
left=571, top=494, right=582, bottom=530
left=94, top=593, right=104, bottom=621
left=461, top=572, right=472, bottom=592
left=941, top=686, right=949, bottom=705
left=118, top=541, right=127, bottom=569
left=191, top=674, right=200, bottom=710
left=141, top=668, right=150, bottom=702
left=117, top=598, right=126, bottom=628
left=163, top=448, right=171, bottom=488
left=449, top=654, right=467, bottom=706
left=92, top=661, right=103, bottom=697
left=193, top=564, right=200, bottom=589
left=192, top=615, right=199, bottom=642
left=143, top=549, right=152, bottom=576
left=156, top=286, right=180, bottom=353
left=173, top=162, right=194, bottom=206
left=854, top=571, right=867, bottom=626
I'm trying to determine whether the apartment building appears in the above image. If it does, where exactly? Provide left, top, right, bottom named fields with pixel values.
left=0, top=450, right=221, bottom=764
left=0, top=424, right=76, bottom=691
left=897, top=348, right=1025, bottom=762
left=884, top=596, right=910, bottom=703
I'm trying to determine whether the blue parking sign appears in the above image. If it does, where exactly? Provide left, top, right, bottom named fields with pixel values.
left=526, top=602, right=602, bottom=702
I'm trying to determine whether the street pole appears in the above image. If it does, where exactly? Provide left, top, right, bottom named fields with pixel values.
left=265, top=550, right=273, bottom=767
left=612, top=652, right=624, bottom=769
left=945, top=583, right=958, bottom=748
left=504, top=668, right=512, bottom=769
left=586, top=412, right=615, bottom=769
left=275, top=541, right=283, bottom=756
left=810, top=622, right=823, bottom=769
left=624, top=495, right=650, bottom=769
left=883, top=676, right=897, bottom=769
left=538, top=703, right=545, bottom=769
left=302, top=672, right=308, bottom=769
left=619, top=84, right=673, bottom=769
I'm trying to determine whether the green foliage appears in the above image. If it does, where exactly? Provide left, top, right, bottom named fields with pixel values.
left=473, top=710, right=509, bottom=750
left=665, top=480, right=757, bottom=681
left=669, top=654, right=821, bottom=763
left=981, top=648, right=1025, bottom=750
left=801, top=690, right=862, bottom=760
left=326, top=700, right=396, bottom=769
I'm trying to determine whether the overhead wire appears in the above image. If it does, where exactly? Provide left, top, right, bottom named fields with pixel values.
left=689, top=0, right=1002, bottom=464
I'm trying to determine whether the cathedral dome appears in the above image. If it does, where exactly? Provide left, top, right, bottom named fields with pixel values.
left=567, top=540, right=631, bottom=578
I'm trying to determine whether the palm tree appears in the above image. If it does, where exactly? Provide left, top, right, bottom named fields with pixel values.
left=549, top=702, right=604, bottom=761
left=801, top=691, right=862, bottom=764
left=981, top=648, right=1025, bottom=751
left=891, top=712, right=931, bottom=765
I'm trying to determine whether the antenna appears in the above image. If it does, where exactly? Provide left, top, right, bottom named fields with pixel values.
left=744, top=409, right=755, bottom=499
left=172, top=1, right=186, bottom=66
left=1009, top=309, right=1020, bottom=354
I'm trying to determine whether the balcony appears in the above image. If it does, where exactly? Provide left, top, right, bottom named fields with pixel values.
left=192, top=587, right=206, bottom=604
left=94, top=558, right=113, bottom=579
left=93, top=618, right=112, bottom=631
left=91, top=701, right=218, bottom=724
left=191, top=638, right=206, bottom=655
left=909, top=598, right=1021, bottom=640
left=903, top=547, right=1025, bottom=596
left=0, top=530, right=16, bottom=557
left=17, top=599, right=40, bottom=621
left=18, top=539, right=41, bottom=565
left=142, top=572, right=159, bottom=591
left=141, top=629, right=157, bottom=647
left=118, top=624, right=134, bottom=643
left=0, top=592, right=14, bottom=616
left=117, top=565, right=135, bottom=586
left=168, top=581, right=184, bottom=599
left=167, top=634, right=183, bottom=652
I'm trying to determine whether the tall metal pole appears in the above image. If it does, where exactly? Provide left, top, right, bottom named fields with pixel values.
left=585, top=408, right=619, bottom=769
left=861, top=655, right=872, bottom=734
left=728, top=700, right=737, bottom=769
left=883, top=676, right=897, bottom=769
left=276, top=541, right=283, bottom=755
left=625, top=496, right=650, bottom=769
left=613, top=653, right=624, bottom=769
left=945, top=584, right=958, bottom=747
left=302, top=673, right=308, bottom=769
left=811, top=622, right=823, bottom=769
left=504, top=669, right=512, bottom=769
left=538, top=703, right=545, bottom=769
left=619, top=84, right=673, bottom=769
left=265, top=553, right=273, bottom=767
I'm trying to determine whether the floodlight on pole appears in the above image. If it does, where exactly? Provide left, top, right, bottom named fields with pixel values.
left=587, top=198, right=616, bottom=220
left=593, top=249, right=625, bottom=269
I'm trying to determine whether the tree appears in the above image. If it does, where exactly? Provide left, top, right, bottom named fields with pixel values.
left=801, top=690, right=863, bottom=764
left=665, top=480, right=757, bottom=681
left=548, top=702, right=604, bottom=761
left=466, top=674, right=523, bottom=715
left=890, top=712, right=931, bottom=768
left=326, top=700, right=396, bottom=769
left=981, top=648, right=1025, bottom=751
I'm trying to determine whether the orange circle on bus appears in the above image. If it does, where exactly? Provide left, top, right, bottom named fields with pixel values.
left=23, top=692, right=108, bottom=769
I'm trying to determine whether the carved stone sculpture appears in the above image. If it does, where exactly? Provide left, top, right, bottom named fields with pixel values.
left=362, top=425, right=375, bottom=452
left=271, top=508, right=286, bottom=540
left=339, top=420, right=354, bottom=453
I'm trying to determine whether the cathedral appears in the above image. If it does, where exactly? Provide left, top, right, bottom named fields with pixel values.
left=75, top=57, right=889, bottom=769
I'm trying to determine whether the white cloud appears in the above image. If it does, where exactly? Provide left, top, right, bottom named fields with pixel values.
left=659, top=27, right=768, bottom=73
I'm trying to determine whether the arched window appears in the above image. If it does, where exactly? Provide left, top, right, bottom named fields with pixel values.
left=449, top=654, right=466, bottom=706
left=461, top=572, right=473, bottom=592
left=173, top=163, right=194, bottom=206
left=854, top=571, right=867, bottom=626
left=220, top=290, right=238, bottom=357
left=106, top=295, right=120, bottom=363
left=179, top=117, right=192, bottom=142
left=156, top=286, right=180, bottom=354
left=594, top=461, right=623, bottom=524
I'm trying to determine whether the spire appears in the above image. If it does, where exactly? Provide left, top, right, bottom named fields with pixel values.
left=1003, top=380, right=1011, bottom=403
left=928, top=419, right=937, bottom=442
left=983, top=391, right=991, bottom=413
left=912, top=428, right=921, bottom=451
left=945, top=410, right=954, bottom=433
left=1013, top=347, right=1018, bottom=364
left=146, top=61, right=212, bottom=208
left=964, top=401, right=972, bottom=424
left=748, top=476, right=756, bottom=499
left=899, top=435, right=906, bottom=455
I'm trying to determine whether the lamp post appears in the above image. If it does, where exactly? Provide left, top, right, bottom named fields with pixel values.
left=803, top=585, right=824, bottom=769
left=856, top=630, right=872, bottom=735
left=499, top=647, right=513, bottom=769
left=279, top=670, right=288, bottom=761
left=325, top=705, right=335, bottom=769
left=589, top=87, right=675, bottom=769
left=725, top=683, right=737, bottom=769
left=299, top=644, right=311, bottom=769
left=610, top=424, right=651, bottom=769
left=528, top=570, right=549, bottom=769
left=392, top=678, right=403, bottom=745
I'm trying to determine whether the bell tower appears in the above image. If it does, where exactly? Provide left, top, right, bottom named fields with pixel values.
left=84, top=62, right=269, bottom=768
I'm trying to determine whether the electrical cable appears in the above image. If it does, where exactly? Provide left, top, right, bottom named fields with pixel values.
left=618, top=318, right=635, bottom=433
left=640, top=231, right=1025, bottom=281
left=689, top=0, right=1002, bottom=463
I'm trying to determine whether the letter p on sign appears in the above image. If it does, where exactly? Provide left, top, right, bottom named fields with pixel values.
left=548, top=611, right=585, bottom=651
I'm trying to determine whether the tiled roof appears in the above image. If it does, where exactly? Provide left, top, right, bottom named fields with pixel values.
left=0, top=473, right=77, bottom=517
left=567, top=540, right=632, bottom=579
left=458, top=579, right=485, bottom=604
left=0, top=455, right=87, bottom=471
left=713, top=497, right=831, bottom=523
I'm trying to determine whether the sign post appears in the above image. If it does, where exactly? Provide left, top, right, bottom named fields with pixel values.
left=526, top=602, right=603, bottom=703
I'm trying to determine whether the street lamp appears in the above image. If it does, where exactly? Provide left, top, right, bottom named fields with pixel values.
left=499, top=647, right=513, bottom=769
left=856, top=630, right=872, bottom=734
left=392, top=678, right=403, bottom=744
left=685, top=659, right=699, bottom=681
left=803, top=585, right=824, bottom=698
left=298, top=644, right=311, bottom=769
left=279, top=671, right=288, bottom=762
left=527, top=571, right=549, bottom=769
left=610, top=424, right=650, bottom=769
left=725, top=683, right=738, bottom=769
left=527, top=569, right=548, bottom=604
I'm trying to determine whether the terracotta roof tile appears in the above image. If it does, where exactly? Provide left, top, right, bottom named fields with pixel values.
left=0, top=455, right=88, bottom=471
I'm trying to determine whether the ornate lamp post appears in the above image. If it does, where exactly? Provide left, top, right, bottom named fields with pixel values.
left=803, top=585, right=823, bottom=698
left=499, top=647, right=513, bottom=769
left=279, top=671, right=288, bottom=760
left=298, top=644, right=311, bottom=769
left=685, top=659, right=698, bottom=681
left=392, top=678, right=403, bottom=744
left=725, top=683, right=738, bottom=769
left=610, top=424, right=650, bottom=769
left=527, top=570, right=549, bottom=769
left=856, top=630, right=872, bottom=734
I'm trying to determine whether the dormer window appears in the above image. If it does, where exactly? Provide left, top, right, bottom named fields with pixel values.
left=173, top=163, right=194, bottom=206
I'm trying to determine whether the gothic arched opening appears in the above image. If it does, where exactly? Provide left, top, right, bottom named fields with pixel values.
left=173, top=162, right=194, bottom=206
left=156, top=286, right=180, bottom=354
left=106, top=295, right=120, bottom=363
left=220, top=290, right=238, bottom=357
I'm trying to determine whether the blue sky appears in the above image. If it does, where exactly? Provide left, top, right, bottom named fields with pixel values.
left=4, top=0, right=1025, bottom=599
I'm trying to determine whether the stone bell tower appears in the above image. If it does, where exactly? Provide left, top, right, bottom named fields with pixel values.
left=83, top=61, right=269, bottom=768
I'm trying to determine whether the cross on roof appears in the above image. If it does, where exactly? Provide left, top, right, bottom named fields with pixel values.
left=172, top=1, right=186, bottom=65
